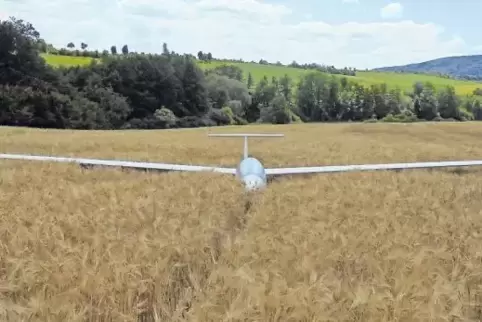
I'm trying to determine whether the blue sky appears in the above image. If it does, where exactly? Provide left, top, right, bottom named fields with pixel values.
left=1, top=0, right=480, bottom=69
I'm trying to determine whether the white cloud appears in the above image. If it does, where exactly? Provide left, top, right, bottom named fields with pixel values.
left=342, top=0, right=359, bottom=3
left=196, top=0, right=292, bottom=19
left=380, top=2, right=403, bottom=19
left=1, top=0, right=472, bottom=69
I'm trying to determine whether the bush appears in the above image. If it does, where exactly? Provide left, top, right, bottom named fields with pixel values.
left=207, top=108, right=232, bottom=125
left=154, top=107, right=177, bottom=128
left=381, top=111, right=418, bottom=123
left=226, top=100, right=245, bottom=118
left=459, top=109, right=473, bottom=121
left=176, top=116, right=216, bottom=128
left=289, top=111, right=302, bottom=123
left=221, top=106, right=235, bottom=123
left=233, top=115, right=248, bottom=125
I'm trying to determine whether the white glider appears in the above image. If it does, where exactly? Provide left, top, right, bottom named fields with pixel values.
left=1, top=133, right=482, bottom=191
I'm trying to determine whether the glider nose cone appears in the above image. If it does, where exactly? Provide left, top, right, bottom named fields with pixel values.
left=242, top=174, right=265, bottom=191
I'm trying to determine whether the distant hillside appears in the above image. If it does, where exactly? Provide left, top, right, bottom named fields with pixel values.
left=40, top=54, right=482, bottom=95
left=372, top=55, right=482, bottom=81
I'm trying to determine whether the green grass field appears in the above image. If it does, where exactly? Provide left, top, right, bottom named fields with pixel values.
left=40, top=54, right=99, bottom=67
left=40, top=53, right=482, bottom=95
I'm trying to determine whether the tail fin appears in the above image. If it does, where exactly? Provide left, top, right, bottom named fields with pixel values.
left=208, top=133, right=284, bottom=159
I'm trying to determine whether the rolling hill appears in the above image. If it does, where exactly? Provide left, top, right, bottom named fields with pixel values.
left=39, top=53, right=482, bottom=95
left=373, top=55, right=482, bottom=81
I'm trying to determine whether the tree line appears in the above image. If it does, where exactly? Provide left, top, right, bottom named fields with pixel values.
left=1, top=16, right=482, bottom=130
left=34, top=30, right=356, bottom=77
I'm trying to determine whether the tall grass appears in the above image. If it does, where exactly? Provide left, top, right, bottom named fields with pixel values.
left=1, top=123, right=482, bottom=321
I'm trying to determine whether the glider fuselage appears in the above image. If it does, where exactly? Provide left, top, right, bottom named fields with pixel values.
left=237, top=157, right=267, bottom=191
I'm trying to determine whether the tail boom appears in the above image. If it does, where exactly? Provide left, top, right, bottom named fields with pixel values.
left=208, top=133, right=284, bottom=159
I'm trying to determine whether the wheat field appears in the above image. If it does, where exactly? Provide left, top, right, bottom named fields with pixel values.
left=2, top=123, right=482, bottom=321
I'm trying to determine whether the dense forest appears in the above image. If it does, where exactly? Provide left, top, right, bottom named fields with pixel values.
left=2, top=17, right=482, bottom=130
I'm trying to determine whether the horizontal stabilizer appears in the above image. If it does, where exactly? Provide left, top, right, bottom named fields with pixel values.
left=208, top=133, right=284, bottom=137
